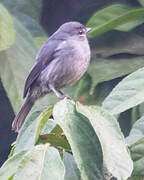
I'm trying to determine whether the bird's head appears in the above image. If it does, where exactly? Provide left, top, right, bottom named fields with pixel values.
left=57, top=21, right=91, bottom=41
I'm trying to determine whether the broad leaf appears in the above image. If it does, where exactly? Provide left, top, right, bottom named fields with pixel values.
left=0, top=3, right=15, bottom=51
left=138, top=0, right=144, bottom=7
left=8, top=176, right=14, bottom=180
left=15, top=105, right=53, bottom=154
left=14, top=111, right=42, bottom=154
left=88, top=56, right=144, bottom=94
left=130, top=138, right=144, bottom=175
left=126, top=116, right=144, bottom=145
left=2, top=0, right=42, bottom=22
left=13, top=13, right=45, bottom=37
left=115, top=19, right=144, bottom=32
left=0, top=151, right=27, bottom=180
left=53, top=99, right=105, bottom=180
left=39, top=134, right=71, bottom=150
left=103, top=67, right=144, bottom=115
left=63, top=152, right=81, bottom=180
left=1, top=0, right=44, bottom=36
left=128, top=176, right=144, bottom=180
left=0, top=18, right=37, bottom=113
left=41, top=119, right=57, bottom=135
left=90, top=31, right=144, bottom=58
left=76, top=103, right=133, bottom=180
left=35, top=106, right=53, bottom=143
left=38, top=118, right=70, bottom=150
left=13, top=145, right=65, bottom=180
left=87, top=4, right=144, bottom=38
left=34, top=36, right=48, bottom=48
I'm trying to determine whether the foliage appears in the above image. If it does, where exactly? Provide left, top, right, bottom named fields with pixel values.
left=1, top=0, right=144, bottom=179
left=0, top=3, right=15, bottom=51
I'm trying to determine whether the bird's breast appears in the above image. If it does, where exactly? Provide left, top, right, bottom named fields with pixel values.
left=64, top=40, right=91, bottom=86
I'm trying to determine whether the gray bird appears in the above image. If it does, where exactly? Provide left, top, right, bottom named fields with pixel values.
left=12, top=21, right=91, bottom=132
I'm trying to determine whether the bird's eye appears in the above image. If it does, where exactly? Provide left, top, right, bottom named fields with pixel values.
left=79, top=30, right=83, bottom=35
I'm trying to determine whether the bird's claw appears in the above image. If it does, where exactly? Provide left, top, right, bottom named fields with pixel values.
left=60, top=94, right=71, bottom=99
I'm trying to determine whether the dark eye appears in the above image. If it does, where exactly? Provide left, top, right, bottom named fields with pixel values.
left=79, top=30, right=83, bottom=35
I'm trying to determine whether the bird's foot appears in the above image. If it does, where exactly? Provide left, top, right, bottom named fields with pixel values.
left=59, top=94, right=71, bottom=99
left=49, top=84, right=71, bottom=99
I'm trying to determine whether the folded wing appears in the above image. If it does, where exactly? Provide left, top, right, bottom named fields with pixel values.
left=23, top=39, right=59, bottom=98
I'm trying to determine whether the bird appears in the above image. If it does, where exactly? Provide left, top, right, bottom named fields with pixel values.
left=12, top=21, right=91, bottom=132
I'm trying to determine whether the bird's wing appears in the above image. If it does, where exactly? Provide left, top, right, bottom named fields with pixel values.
left=23, top=60, right=43, bottom=98
left=23, top=39, right=59, bottom=98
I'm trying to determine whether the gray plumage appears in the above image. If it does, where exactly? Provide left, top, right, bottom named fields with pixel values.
left=12, top=21, right=91, bottom=132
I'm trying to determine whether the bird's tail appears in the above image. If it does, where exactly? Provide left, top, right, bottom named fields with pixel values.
left=12, top=97, right=34, bottom=132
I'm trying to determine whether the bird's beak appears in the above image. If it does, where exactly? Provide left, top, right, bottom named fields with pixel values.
left=86, top=27, right=92, bottom=33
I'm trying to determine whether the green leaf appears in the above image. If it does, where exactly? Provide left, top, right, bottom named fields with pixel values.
left=34, top=36, right=48, bottom=48
left=0, top=3, right=15, bottom=51
left=17, top=14, right=45, bottom=37
left=87, top=4, right=144, bottom=38
left=8, top=144, right=15, bottom=158
left=13, top=145, right=65, bottom=180
left=139, top=102, right=144, bottom=117
left=38, top=118, right=70, bottom=150
left=39, top=133, right=71, bottom=150
left=2, top=0, right=42, bottom=22
left=0, top=18, right=38, bottom=113
left=63, top=152, right=81, bottom=180
left=88, top=56, right=144, bottom=94
left=1, top=0, right=44, bottom=36
left=53, top=99, right=105, bottom=180
left=41, top=119, right=57, bottom=135
left=8, top=176, right=14, bottom=180
left=73, top=73, right=94, bottom=103
left=35, top=106, right=53, bottom=143
left=131, top=106, right=140, bottom=127
left=15, top=106, right=54, bottom=154
left=91, top=31, right=144, bottom=58
left=126, top=116, right=144, bottom=145
left=14, top=111, right=42, bottom=154
left=76, top=103, right=133, bottom=180
left=128, top=175, right=144, bottom=180
left=115, top=18, right=144, bottom=32
left=103, top=67, right=144, bottom=115
left=130, top=138, right=144, bottom=175
left=0, top=151, right=27, bottom=180
left=138, top=0, right=144, bottom=7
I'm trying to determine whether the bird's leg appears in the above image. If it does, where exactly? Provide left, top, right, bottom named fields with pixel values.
left=49, top=84, right=71, bottom=99
left=57, top=89, right=71, bottom=99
